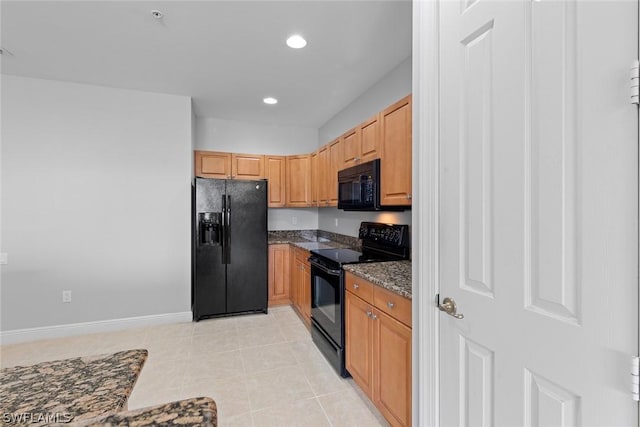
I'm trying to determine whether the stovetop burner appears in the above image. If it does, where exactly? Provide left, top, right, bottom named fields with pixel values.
left=310, top=247, right=402, bottom=266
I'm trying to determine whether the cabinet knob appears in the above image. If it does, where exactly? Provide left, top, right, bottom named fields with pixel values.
left=353, top=283, right=359, bottom=290
left=406, top=194, right=412, bottom=200
left=366, top=310, right=372, bottom=318
left=387, top=301, right=395, bottom=309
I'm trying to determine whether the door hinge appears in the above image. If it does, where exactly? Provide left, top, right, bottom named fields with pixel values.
left=632, top=356, right=639, bottom=401
left=631, top=60, right=639, bottom=105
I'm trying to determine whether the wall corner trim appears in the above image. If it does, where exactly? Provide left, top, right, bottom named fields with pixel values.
left=0, top=312, right=193, bottom=345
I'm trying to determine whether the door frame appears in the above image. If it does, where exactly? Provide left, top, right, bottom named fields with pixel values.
left=412, top=1, right=440, bottom=426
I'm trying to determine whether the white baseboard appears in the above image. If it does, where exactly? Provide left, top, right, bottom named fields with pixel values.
left=0, top=311, right=193, bottom=345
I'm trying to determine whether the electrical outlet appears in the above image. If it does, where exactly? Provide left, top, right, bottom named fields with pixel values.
left=334, top=218, right=339, bottom=227
left=292, top=216, right=298, bottom=225
left=0, top=253, right=7, bottom=265
left=62, top=290, right=72, bottom=303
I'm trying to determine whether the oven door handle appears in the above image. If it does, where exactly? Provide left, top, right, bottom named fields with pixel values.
left=309, top=260, right=342, bottom=276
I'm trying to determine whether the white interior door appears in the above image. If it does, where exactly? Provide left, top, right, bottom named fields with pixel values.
left=438, top=1, right=639, bottom=425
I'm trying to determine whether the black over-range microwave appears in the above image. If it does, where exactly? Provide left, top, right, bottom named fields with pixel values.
left=337, top=159, right=406, bottom=211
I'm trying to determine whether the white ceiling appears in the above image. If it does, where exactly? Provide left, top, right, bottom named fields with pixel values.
left=1, top=1, right=412, bottom=128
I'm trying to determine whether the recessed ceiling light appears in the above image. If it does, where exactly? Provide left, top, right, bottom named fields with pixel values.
left=151, top=10, right=164, bottom=19
left=263, top=97, right=278, bottom=105
left=286, top=35, right=307, bottom=49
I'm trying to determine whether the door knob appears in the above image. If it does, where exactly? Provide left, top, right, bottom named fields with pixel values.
left=439, top=297, right=464, bottom=319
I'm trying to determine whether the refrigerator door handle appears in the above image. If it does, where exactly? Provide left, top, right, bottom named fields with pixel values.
left=221, top=194, right=227, bottom=264
left=226, top=195, right=231, bottom=263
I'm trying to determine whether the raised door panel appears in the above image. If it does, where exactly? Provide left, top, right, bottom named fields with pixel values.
left=374, top=309, right=412, bottom=427
left=317, top=146, right=329, bottom=206
left=289, top=246, right=298, bottom=306
left=380, top=95, right=412, bottom=206
left=342, top=127, right=361, bottom=168
left=360, top=115, right=381, bottom=163
left=328, top=139, right=343, bottom=206
left=265, top=156, right=286, bottom=208
left=345, top=291, right=374, bottom=398
left=194, top=151, right=232, bottom=179
left=302, top=261, right=311, bottom=322
left=310, top=151, right=319, bottom=207
left=268, top=244, right=290, bottom=306
left=232, top=154, right=265, bottom=180
left=286, top=155, right=311, bottom=207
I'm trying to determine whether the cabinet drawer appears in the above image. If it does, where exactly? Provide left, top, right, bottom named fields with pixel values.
left=345, top=271, right=374, bottom=304
left=373, top=286, right=411, bottom=328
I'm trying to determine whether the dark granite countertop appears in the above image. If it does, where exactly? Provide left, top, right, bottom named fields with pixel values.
left=66, top=397, right=217, bottom=427
left=268, top=230, right=355, bottom=250
left=343, top=261, right=412, bottom=299
left=0, top=349, right=148, bottom=426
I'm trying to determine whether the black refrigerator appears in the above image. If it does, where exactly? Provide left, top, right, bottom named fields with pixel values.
left=192, top=177, right=268, bottom=321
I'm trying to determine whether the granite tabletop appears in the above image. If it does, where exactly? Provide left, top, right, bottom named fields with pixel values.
left=63, top=397, right=217, bottom=427
left=0, top=349, right=148, bottom=426
left=343, top=261, right=412, bottom=299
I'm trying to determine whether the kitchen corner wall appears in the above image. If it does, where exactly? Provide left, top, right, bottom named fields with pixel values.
left=1, top=76, right=193, bottom=331
left=318, top=55, right=413, bottom=237
left=194, top=115, right=320, bottom=231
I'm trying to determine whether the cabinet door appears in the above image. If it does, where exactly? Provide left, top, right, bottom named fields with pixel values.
left=328, top=139, right=343, bottom=206
left=302, top=261, right=311, bottom=322
left=194, top=151, right=232, bottom=179
left=310, top=151, right=319, bottom=207
left=342, top=127, right=361, bottom=168
left=265, top=156, right=286, bottom=207
left=360, top=115, right=381, bottom=163
left=345, top=291, right=374, bottom=398
left=289, top=247, right=298, bottom=306
left=380, top=95, right=412, bottom=206
left=268, top=244, right=290, bottom=306
left=317, top=147, right=329, bottom=206
left=232, top=154, right=265, bottom=180
left=286, top=155, right=311, bottom=207
left=373, top=309, right=412, bottom=427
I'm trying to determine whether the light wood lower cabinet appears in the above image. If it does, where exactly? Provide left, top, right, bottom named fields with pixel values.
left=290, top=246, right=311, bottom=326
left=268, top=244, right=290, bottom=306
left=345, top=271, right=412, bottom=427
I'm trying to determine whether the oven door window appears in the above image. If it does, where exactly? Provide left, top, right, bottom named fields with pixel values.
left=310, top=264, right=342, bottom=345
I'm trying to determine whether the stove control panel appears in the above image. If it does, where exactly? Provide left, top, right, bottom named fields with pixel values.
left=358, top=222, right=409, bottom=247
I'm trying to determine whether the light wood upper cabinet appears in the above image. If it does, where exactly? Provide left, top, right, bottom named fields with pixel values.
left=317, top=146, right=329, bottom=206
left=286, top=155, right=311, bottom=207
left=310, top=151, right=319, bottom=207
left=194, top=151, right=232, bottom=179
left=343, top=115, right=381, bottom=169
left=231, top=153, right=265, bottom=179
left=328, top=139, right=343, bottom=206
left=265, top=156, right=286, bottom=207
left=360, top=115, right=381, bottom=163
left=380, top=95, right=412, bottom=206
left=268, top=244, right=290, bottom=306
left=195, top=151, right=264, bottom=180
left=342, top=127, right=361, bottom=168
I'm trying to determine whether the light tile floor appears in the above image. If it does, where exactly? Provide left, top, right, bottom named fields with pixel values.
left=0, top=305, right=388, bottom=426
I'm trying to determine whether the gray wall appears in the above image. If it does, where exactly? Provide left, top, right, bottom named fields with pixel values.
left=195, top=116, right=318, bottom=155
left=318, top=56, right=412, bottom=144
left=317, top=56, right=412, bottom=236
left=1, top=76, right=193, bottom=331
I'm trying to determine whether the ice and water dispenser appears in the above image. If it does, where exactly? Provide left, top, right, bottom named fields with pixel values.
left=199, top=212, right=221, bottom=246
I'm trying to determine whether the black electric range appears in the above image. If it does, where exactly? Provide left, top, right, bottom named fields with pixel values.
left=307, top=222, right=410, bottom=377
